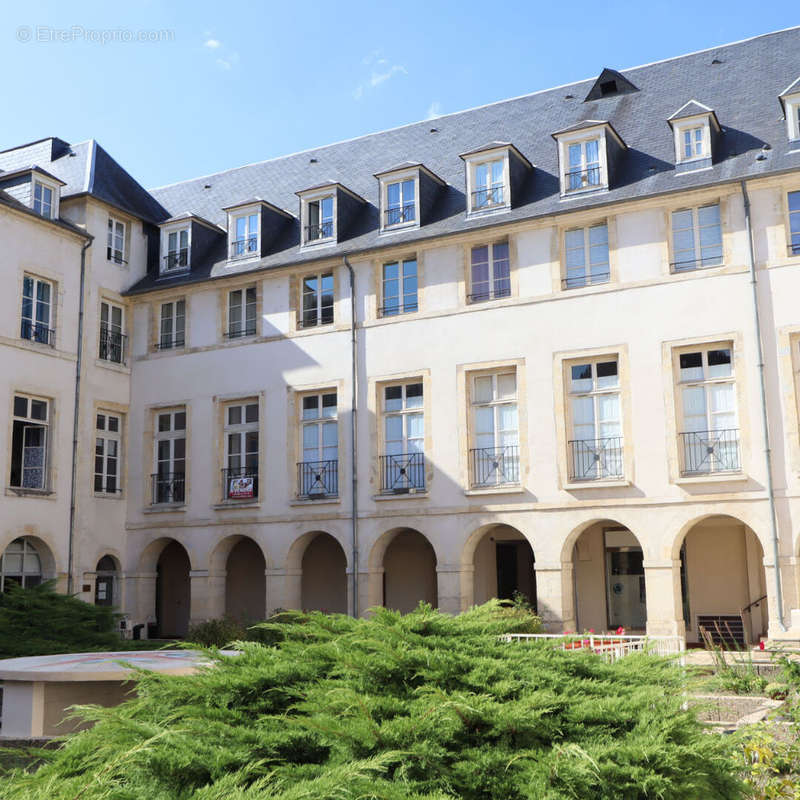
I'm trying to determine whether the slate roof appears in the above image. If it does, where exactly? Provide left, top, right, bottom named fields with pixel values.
left=667, top=100, right=716, bottom=121
left=0, top=187, right=91, bottom=240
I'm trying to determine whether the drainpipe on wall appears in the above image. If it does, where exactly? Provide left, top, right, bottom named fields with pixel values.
left=67, top=237, right=93, bottom=595
left=343, top=257, right=359, bottom=617
left=740, top=179, right=787, bottom=632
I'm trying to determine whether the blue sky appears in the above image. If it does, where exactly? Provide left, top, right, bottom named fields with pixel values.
left=1, top=1, right=797, bottom=188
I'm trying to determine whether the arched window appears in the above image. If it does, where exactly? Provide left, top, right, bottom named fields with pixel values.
left=0, top=537, right=42, bottom=591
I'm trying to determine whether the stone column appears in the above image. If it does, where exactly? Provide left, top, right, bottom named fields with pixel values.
left=643, top=560, right=685, bottom=637
left=459, top=565, right=475, bottom=612
left=436, top=563, right=464, bottom=615
left=265, top=567, right=297, bottom=614
left=123, top=572, right=157, bottom=624
left=189, top=569, right=214, bottom=624
left=205, top=570, right=227, bottom=619
left=363, top=567, right=383, bottom=614
left=534, top=561, right=575, bottom=632
left=764, top=559, right=790, bottom=638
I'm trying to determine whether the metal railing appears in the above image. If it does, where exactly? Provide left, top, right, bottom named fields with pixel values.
left=155, top=337, right=185, bottom=350
left=568, top=437, right=624, bottom=481
left=679, top=428, right=740, bottom=475
left=107, top=249, right=127, bottom=265
left=565, top=165, right=602, bottom=191
left=222, top=466, right=258, bottom=500
left=225, top=324, right=257, bottom=339
left=470, top=445, right=520, bottom=487
left=151, top=472, right=185, bottom=505
left=378, top=300, right=419, bottom=317
left=671, top=254, right=724, bottom=272
left=99, top=327, right=127, bottom=365
left=230, top=236, right=259, bottom=258
left=789, top=242, right=800, bottom=257
left=20, top=320, right=55, bottom=346
left=467, top=285, right=511, bottom=304
left=380, top=452, right=425, bottom=493
left=305, top=221, right=333, bottom=242
left=502, top=633, right=686, bottom=664
left=471, top=186, right=505, bottom=209
left=163, top=249, right=189, bottom=270
left=562, top=272, right=610, bottom=290
left=297, top=459, right=338, bottom=498
left=385, top=204, right=416, bottom=226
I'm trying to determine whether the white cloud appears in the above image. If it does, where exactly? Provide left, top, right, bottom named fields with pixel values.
left=354, top=52, right=408, bottom=100
left=204, top=38, right=221, bottom=49
left=370, top=64, right=407, bottom=88
left=427, top=100, right=442, bottom=119
left=216, top=58, right=232, bottom=70
left=203, top=37, right=239, bottom=71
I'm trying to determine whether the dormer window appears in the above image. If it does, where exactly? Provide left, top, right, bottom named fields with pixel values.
left=231, top=212, right=259, bottom=259
left=306, top=195, right=334, bottom=243
left=473, top=159, right=504, bottom=209
left=459, top=143, right=531, bottom=217
left=375, top=163, right=443, bottom=233
left=33, top=180, right=55, bottom=218
left=107, top=217, right=126, bottom=264
left=386, top=178, right=416, bottom=227
left=682, top=127, right=705, bottom=160
left=667, top=101, right=719, bottom=168
left=164, top=228, right=190, bottom=271
left=297, top=183, right=365, bottom=248
left=552, top=122, right=623, bottom=196
left=566, top=140, right=601, bottom=191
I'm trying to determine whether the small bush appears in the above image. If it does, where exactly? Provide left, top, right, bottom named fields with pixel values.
left=187, top=616, right=248, bottom=648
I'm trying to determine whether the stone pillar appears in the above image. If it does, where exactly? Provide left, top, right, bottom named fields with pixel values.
left=205, top=570, right=227, bottom=619
left=764, top=560, right=789, bottom=638
left=534, top=561, right=575, bottom=632
left=265, top=568, right=295, bottom=614
left=124, top=572, right=157, bottom=623
left=436, top=563, right=464, bottom=614
left=643, top=560, right=685, bottom=637
left=364, top=567, right=383, bottom=614
left=345, top=567, right=355, bottom=617
left=459, top=565, right=475, bottom=612
left=189, top=569, right=214, bottom=624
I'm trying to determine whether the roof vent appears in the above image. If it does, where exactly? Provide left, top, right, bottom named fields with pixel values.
left=584, top=68, right=638, bottom=101
left=309, top=157, right=318, bottom=163
left=203, top=184, right=211, bottom=189
left=429, top=127, right=439, bottom=133
left=711, top=58, right=722, bottom=65
left=564, top=94, right=575, bottom=100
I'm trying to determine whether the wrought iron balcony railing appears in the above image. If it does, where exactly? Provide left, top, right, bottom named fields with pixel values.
left=99, top=327, right=127, bottom=365
left=107, top=248, right=127, bottom=265
left=789, top=242, right=800, bottom=257
left=385, top=204, right=416, bottom=226
left=378, top=300, right=419, bottom=317
left=155, top=337, right=185, bottom=350
left=470, top=445, right=520, bottom=487
left=230, top=236, right=259, bottom=258
left=467, top=285, right=511, bottom=304
left=471, top=186, right=505, bottom=210
left=565, top=165, right=602, bottom=191
left=222, top=466, right=258, bottom=500
left=225, top=324, right=257, bottom=339
left=568, top=437, right=624, bottom=481
left=380, top=452, right=425, bottom=493
left=163, top=249, right=189, bottom=270
left=671, top=254, right=724, bottom=273
left=20, top=320, right=55, bottom=346
left=679, top=429, right=741, bottom=476
left=151, top=472, right=185, bottom=505
left=297, top=459, right=338, bottom=498
left=562, top=272, right=610, bottom=290
left=305, top=221, right=334, bottom=242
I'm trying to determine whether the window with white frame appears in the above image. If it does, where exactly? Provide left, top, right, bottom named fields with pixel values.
left=227, top=287, right=257, bottom=338
left=299, top=392, right=338, bottom=497
left=99, top=301, right=125, bottom=364
left=682, top=127, right=705, bottom=160
left=153, top=409, right=186, bottom=504
left=470, top=372, right=519, bottom=486
left=305, top=196, right=334, bottom=243
left=107, top=217, right=126, bottom=264
left=381, top=382, right=424, bottom=492
left=33, top=181, right=54, bottom=218
left=301, top=272, right=334, bottom=328
left=163, top=228, right=189, bottom=271
left=231, top=213, right=259, bottom=258
left=671, top=204, right=723, bottom=271
left=567, top=359, right=623, bottom=481
left=381, top=258, right=418, bottom=316
left=471, top=159, right=505, bottom=210
left=10, top=395, right=49, bottom=490
left=223, top=401, right=259, bottom=500
left=789, top=191, right=800, bottom=256
left=20, top=275, right=54, bottom=346
left=159, top=299, right=185, bottom=349
left=385, top=178, right=416, bottom=227
left=677, top=346, right=740, bottom=475
left=672, top=119, right=711, bottom=165
left=95, top=412, right=121, bottom=494
left=564, top=224, right=609, bottom=288
left=0, top=538, right=43, bottom=591
left=469, top=241, right=510, bottom=302
left=787, top=98, right=800, bottom=141
left=566, top=139, right=601, bottom=191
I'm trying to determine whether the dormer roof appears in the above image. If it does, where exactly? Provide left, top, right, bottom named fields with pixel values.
left=550, top=120, right=627, bottom=149
left=373, top=162, right=446, bottom=185
left=458, top=141, right=533, bottom=169
left=0, top=165, right=67, bottom=186
left=779, top=75, right=800, bottom=113
left=159, top=212, right=224, bottom=232
left=222, top=197, right=293, bottom=219
left=295, top=181, right=366, bottom=203
left=667, top=100, right=721, bottom=130
left=583, top=68, right=639, bottom=101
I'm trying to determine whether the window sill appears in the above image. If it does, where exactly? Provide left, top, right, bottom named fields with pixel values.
left=95, top=358, right=130, bottom=374
left=143, top=504, right=187, bottom=513
left=213, top=500, right=261, bottom=509
left=674, top=472, right=748, bottom=486
left=373, top=490, right=429, bottom=501
left=301, top=238, right=337, bottom=249
left=157, top=269, right=191, bottom=281
left=466, top=204, right=511, bottom=219
left=17, top=338, right=58, bottom=354
left=559, top=185, right=608, bottom=199
left=464, top=484, right=524, bottom=497
left=5, top=487, right=55, bottom=499
left=563, top=478, right=631, bottom=490
left=94, top=491, right=124, bottom=500
left=379, top=221, right=419, bottom=235
left=290, top=496, right=340, bottom=506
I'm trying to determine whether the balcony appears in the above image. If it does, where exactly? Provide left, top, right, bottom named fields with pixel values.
left=380, top=452, right=425, bottom=494
left=230, top=236, right=258, bottom=259
left=297, top=459, right=338, bottom=498
left=225, top=324, right=257, bottom=339
left=20, top=320, right=55, bottom=347
left=378, top=300, right=419, bottom=317
left=562, top=272, right=610, bottom=290
left=568, top=437, right=624, bottom=481
left=222, top=466, right=258, bottom=501
left=789, top=242, right=800, bottom=257
left=305, top=221, right=333, bottom=243
left=163, top=249, right=189, bottom=271
left=99, top=327, right=127, bottom=365
left=385, top=204, right=416, bottom=227
left=470, top=445, right=519, bottom=487
left=679, top=429, right=740, bottom=476
left=151, top=472, right=185, bottom=505
left=671, top=254, right=723, bottom=273
left=155, top=336, right=185, bottom=350
left=467, top=286, right=511, bottom=304
left=565, top=165, right=602, bottom=192
left=471, top=186, right=505, bottom=210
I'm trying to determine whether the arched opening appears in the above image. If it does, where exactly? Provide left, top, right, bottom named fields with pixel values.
left=95, top=554, right=119, bottom=607
left=301, top=532, right=347, bottom=613
left=156, top=540, right=190, bottom=638
left=382, top=529, right=437, bottom=613
left=678, top=515, right=767, bottom=646
left=225, top=537, right=266, bottom=623
left=471, top=524, right=536, bottom=610
left=0, top=537, right=47, bottom=591
left=572, top=521, right=646, bottom=633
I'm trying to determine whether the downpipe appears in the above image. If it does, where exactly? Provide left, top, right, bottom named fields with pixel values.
left=343, top=257, right=359, bottom=617
left=741, top=179, right=786, bottom=632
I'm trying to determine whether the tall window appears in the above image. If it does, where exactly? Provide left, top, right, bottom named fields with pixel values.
left=228, top=287, right=257, bottom=338
left=223, top=401, right=259, bottom=500
left=0, top=538, right=42, bottom=592
left=298, top=392, right=339, bottom=497
left=386, top=179, right=415, bottom=226
left=683, top=127, right=705, bottom=160
left=678, top=346, right=739, bottom=475
left=564, top=224, right=609, bottom=288
left=381, top=383, right=424, bottom=492
left=33, top=181, right=53, bottom=218
left=471, top=372, right=519, bottom=486
left=306, top=196, right=334, bottom=242
left=232, top=213, right=259, bottom=257
left=99, top=301, right=125, bottom=364
left=470, top=242, right=510, bottom=302
left=567, top=140, right=601, bottom=191
left=10, top=395, right=49, bottom=490
left=472, top=160, right=504, bottom=209
left=165, top=229, right=189, bottom=270
left=21, top=275, right=53, bottom=345
left=107, top=218, right=125, bottom=264
left=567, top=359, right=623, bottom=480
left=671, top=204, right=723, bottom=271
left=95, top=413, right=121, bottom=494
left=382, top=258, right=418, bottom=316
left=301, top=272, right=334, bottom=327
left=789, top=191, right=800, bottom=256
left=159, top=300, right=185, bottom=349
left=153, top=409, right=186, bottom=504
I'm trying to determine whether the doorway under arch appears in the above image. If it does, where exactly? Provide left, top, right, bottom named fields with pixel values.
left=225, top=537, right=266, bottom=623
left=95, top=554, right=120, bottom=607
left=470, top=524, right=536, bottom=610
left=156, top=540, right=190, bottom=637
left=382, top=528, right=437, bottom=613
left=301, top=532, right=347, bottom=613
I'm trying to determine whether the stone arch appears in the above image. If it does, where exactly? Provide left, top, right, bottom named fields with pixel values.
left=0, top=535, right=56, bottom=590
left=0, top=530, right=59, bottom=579
left=369, top=527, right=437, bottom=613
left=209, top=535, right=267, bottom=624
left=147, top=539, right=191, bottom=638
left=559, top=515, right=640, bottom=565
left=671, top=511, right=767, bottom=560
left=137, top=536, right=195, bottom=574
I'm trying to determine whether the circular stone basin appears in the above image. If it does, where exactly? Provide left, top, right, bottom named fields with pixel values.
left=0, top=650, right=233, bottom=739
